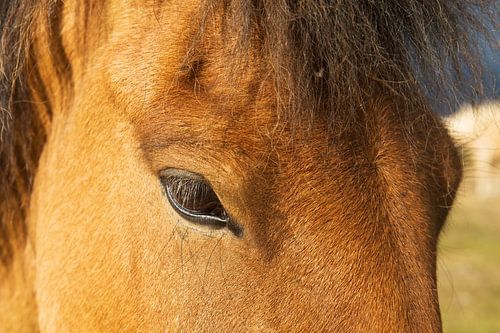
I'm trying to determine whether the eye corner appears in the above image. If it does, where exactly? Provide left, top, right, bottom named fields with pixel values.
left=227, top=219, right=244, bottom=238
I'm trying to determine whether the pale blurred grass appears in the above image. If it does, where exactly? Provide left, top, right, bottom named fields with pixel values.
left=438, top=193, right=500, bottom=333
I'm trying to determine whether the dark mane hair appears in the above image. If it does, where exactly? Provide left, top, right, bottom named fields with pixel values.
left=0, top=0, right=496, bottom=268
left=1, top=1, right=39, bottom=267
left=214, top=0, right=496, bottom=122
left=0, top=0, right=57, bottom=267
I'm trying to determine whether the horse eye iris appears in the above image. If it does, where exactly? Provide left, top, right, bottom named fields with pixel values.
left=160, top=173, right=229, bottom=230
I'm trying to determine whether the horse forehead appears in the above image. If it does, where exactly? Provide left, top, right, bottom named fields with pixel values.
left=73, top=1, right=329, bottom=164
left=83, top=0, right=409, bottom=183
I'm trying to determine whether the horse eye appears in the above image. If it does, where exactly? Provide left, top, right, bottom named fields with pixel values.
left=160, top=171, right=230, bottom=231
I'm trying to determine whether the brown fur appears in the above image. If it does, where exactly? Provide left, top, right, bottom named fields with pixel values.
left=0, top=0, right=496, bottom=331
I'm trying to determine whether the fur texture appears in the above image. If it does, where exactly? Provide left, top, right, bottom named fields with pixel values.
left=0, top=0, right=496, bottom=331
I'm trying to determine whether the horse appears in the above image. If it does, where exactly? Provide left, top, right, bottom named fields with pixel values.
left=0, top=0, right=495, bottom=332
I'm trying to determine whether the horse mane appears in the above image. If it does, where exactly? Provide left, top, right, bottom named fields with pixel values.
left=0, top=0, right=496, bottom=268
left=0, top=1, right=31, bottom=267
left=214, top=0, right=497, bottom=122
left=0, top=1, right=54, bottom=268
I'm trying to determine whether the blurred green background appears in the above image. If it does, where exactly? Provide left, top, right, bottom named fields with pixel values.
left=439, top=195, right=500, bottom=333
left=438, top=168, right=500, bottom=332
